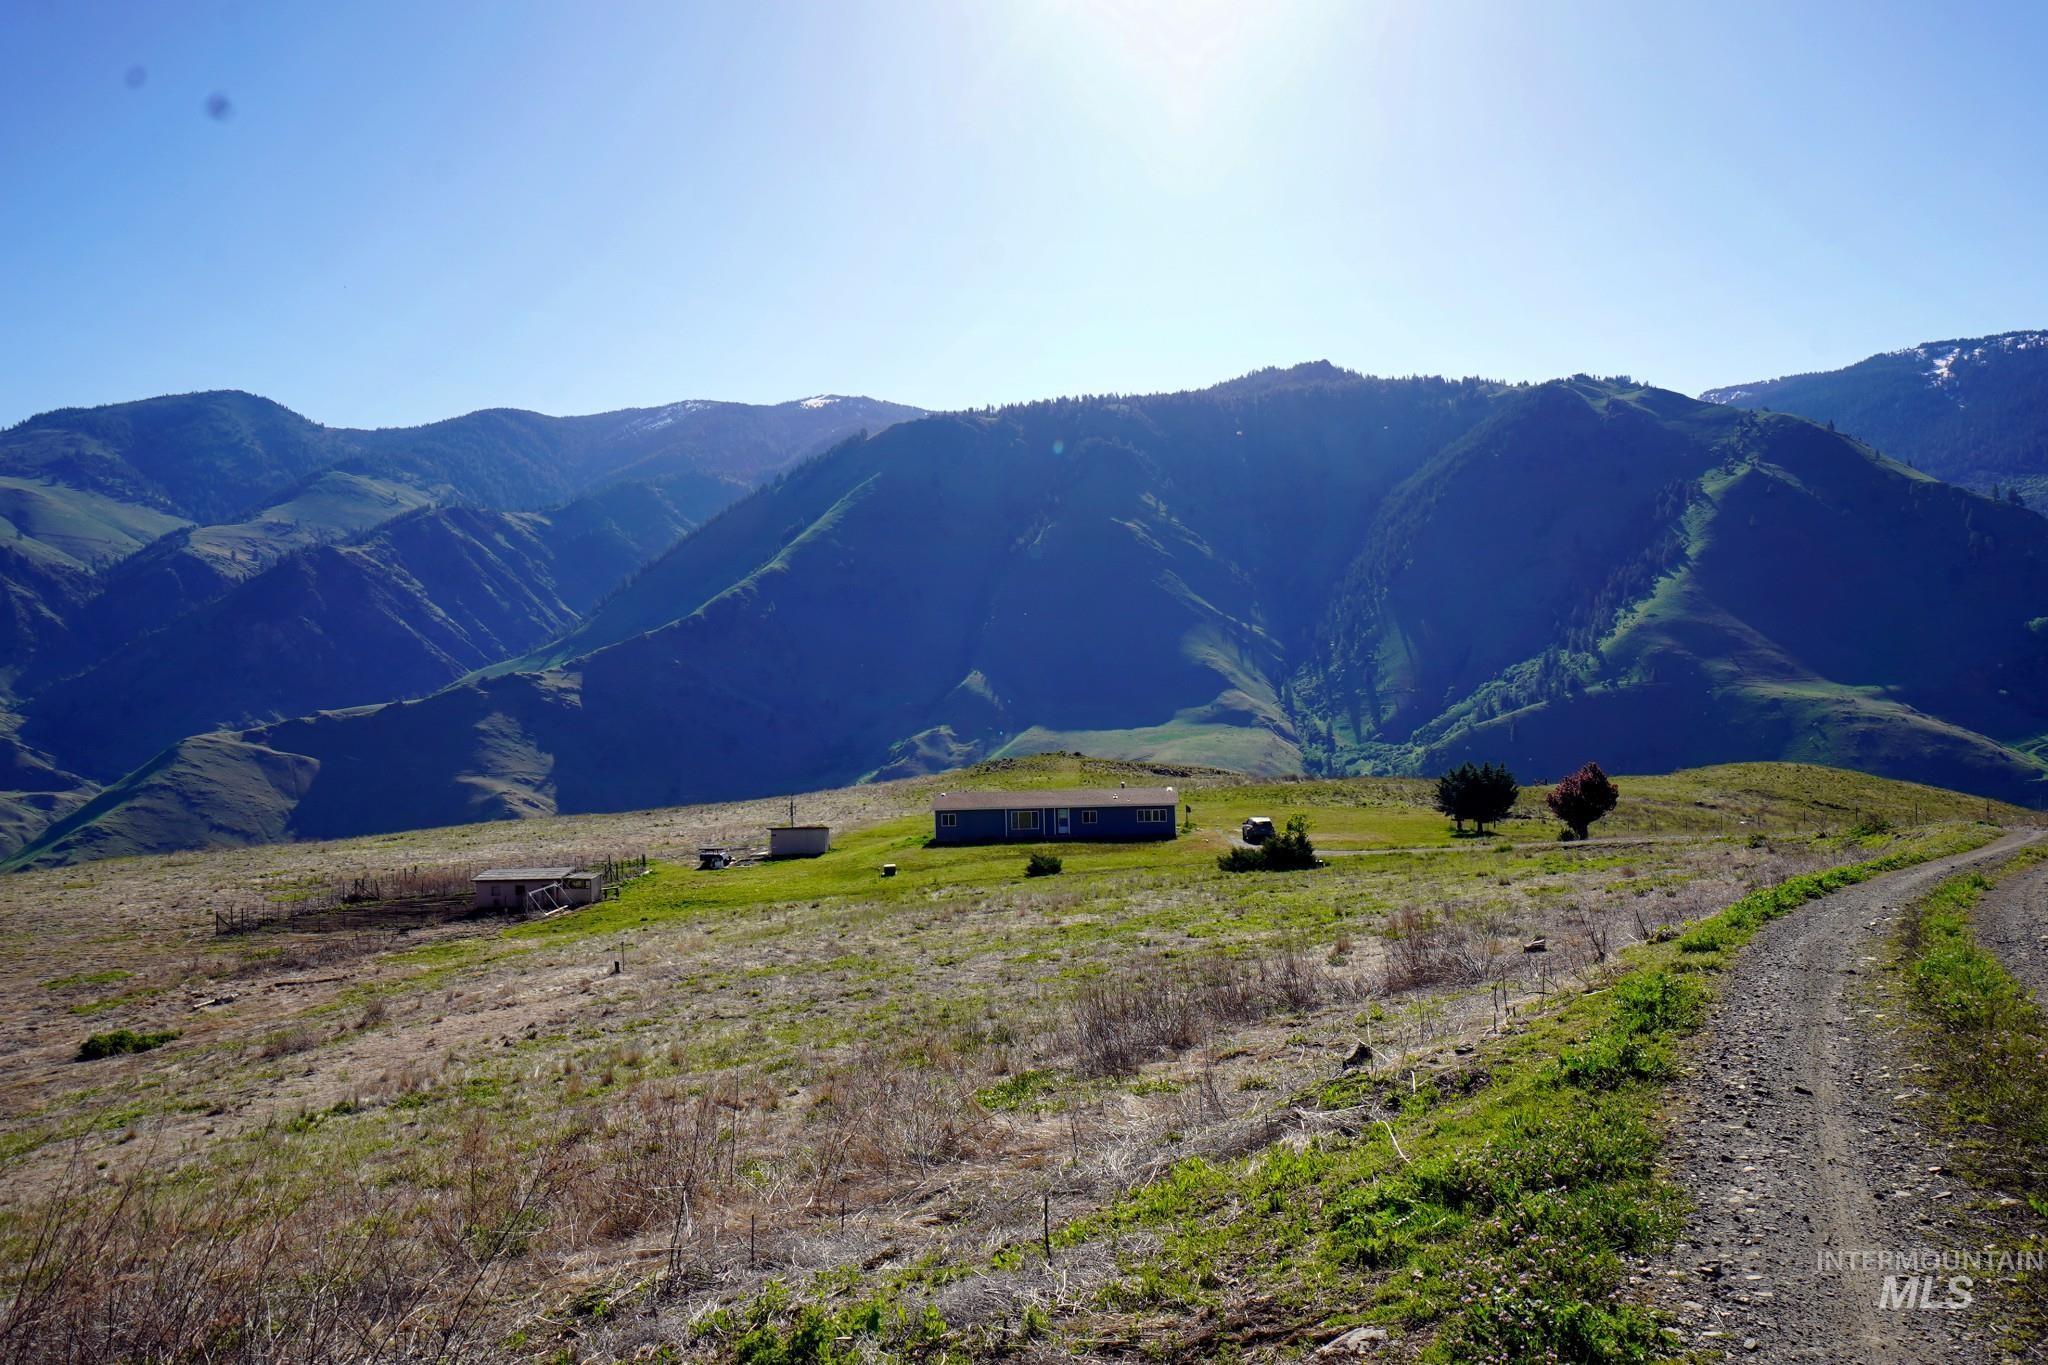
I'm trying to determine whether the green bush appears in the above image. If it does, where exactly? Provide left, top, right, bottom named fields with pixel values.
left=1218, top=815, right=1318, bottom=872
left=1025, top=851, right=1063, bottom=878
left=77, top=1027, right=177, bottom=1061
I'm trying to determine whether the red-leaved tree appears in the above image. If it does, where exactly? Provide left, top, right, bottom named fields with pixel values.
left=1547, top=761, right=1619, bottom=840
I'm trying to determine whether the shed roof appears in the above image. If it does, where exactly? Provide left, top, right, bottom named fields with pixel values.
left=472, top=867, right=578, bottom=881
left=931, top=786, right=1177, bottom=813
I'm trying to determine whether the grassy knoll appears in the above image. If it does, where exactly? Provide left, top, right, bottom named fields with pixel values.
left=1893, top=850, right=2048, bottom=1342
left=515, top=758, right=2033, bottom=948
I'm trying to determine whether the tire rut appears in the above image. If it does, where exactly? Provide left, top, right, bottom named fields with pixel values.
left=1971, top=856, right=2048, bottom=1006
left=1651, top=831, right=2042, bottom=1361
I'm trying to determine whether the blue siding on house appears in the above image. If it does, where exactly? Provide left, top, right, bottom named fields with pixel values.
left=931, top=800, right=1178, bottom=845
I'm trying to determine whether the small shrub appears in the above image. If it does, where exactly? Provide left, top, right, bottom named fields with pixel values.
left=260, top=1025, right=322, bottom=1059
left=1218, top=815, right=1318, bottom=872
left=1024, top=851, right=1062, bottom=878
left=1380, top=907, right=1485, bottom=992
left=77, top=1028, right=176, bottom=1061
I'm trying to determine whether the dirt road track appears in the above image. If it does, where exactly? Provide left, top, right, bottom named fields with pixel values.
left=1653, top=830, right=2042, bottom=1361
left=1972, top=857, right=2048, bottom=1005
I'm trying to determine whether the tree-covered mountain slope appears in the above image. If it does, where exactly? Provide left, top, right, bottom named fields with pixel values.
left=0, top=388, right=921, bottom=847
left=17, top=493, right=703, bottom=780
left=17, top=366, right=2047, bottom=868
left=0, top=389, right=920, bottom=666
left=1703, top=330, right=2048, bottom=501
left=1301, top=382, right=2048, bottom=802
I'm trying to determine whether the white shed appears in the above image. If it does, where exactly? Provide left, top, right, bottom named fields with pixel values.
left=767, top=825, right=831, bottom=859
left=471, top=867, right=602, bottom=913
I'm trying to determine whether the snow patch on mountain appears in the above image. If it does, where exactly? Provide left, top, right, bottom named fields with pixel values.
left=1884, top=331, right=2048, bottom=391
left=624, top=400, right=716, bottom=435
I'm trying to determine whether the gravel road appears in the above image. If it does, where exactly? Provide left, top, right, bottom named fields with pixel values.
left=1651, top=830, right=2042, bottom=1361
left=1972, top=856, right=2048, bottom=1005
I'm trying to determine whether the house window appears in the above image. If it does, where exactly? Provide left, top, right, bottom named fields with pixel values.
left=1136, top=807, right=1169, bottom=824
left=939, top=812, right=957, bottom=828
left=1080, top=810, right=1098, bottom=825
left=1009, top=809, right=1041, bottom=832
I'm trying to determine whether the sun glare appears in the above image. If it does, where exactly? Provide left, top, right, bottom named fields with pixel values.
left=1047, top=0, right=1308, bottom=123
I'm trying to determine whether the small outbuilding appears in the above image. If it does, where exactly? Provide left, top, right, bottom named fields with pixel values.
left=767, top=824, right=831, bottom=859
left=931, top=787, right=1179, bottom=845
left=471, top=867, right=602, bottom=913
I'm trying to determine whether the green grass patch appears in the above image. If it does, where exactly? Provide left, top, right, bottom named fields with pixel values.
left=77, top=1028, right=177, bottom=1061
left=66, top=987, right=164, bottom=1016
left=974, top=1068, right=1065, bottom=1113
left=41, top=968, right=131, bottom=990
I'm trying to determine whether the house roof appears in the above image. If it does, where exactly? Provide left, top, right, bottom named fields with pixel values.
left=472, top=867, right=579, bottom=881
left=931, top=786, right=1178, bottom=813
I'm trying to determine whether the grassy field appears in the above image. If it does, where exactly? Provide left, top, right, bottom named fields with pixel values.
left=0, top=756, right=2030, bottom=1362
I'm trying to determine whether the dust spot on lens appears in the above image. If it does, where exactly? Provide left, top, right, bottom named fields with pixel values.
left=124, top=65, right=147, bottom=89
left=206, top=93, right=234, bottom=121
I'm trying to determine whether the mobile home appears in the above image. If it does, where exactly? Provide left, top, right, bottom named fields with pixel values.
left=930, top=787, right=1178, bottom=844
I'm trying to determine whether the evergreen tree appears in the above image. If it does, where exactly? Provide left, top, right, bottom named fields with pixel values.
left=1434, top=764, right=1475, bottom=831
left=1468, top=762, right=1520, bottom=833
left=1435, top=762, right=1520, bottom=834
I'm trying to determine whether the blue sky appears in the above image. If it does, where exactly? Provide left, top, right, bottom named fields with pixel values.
left=3, top=0, right=2045, bottom=428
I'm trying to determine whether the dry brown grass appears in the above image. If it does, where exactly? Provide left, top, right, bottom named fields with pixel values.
left=1069, top=951, right=1361, bottom=1077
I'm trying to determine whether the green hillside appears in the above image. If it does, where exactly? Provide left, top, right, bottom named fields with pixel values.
left=20, top=366, right=2048, bottom=866
left=1301, top=382, right=2048, bottom=802
left=0, top=389, right=922, bottom=849
left=19, top=481, right=722, bottom=780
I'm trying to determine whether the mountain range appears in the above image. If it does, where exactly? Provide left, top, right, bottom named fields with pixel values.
left=10, top=343, right=2048, bottom=869
left=1703, top=330, right=2048, bottom=501
left=0, top=390, right=921, bottom=851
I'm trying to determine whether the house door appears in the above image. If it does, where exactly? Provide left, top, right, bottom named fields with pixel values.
left=1056, top=809, right=1071, bottom=836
